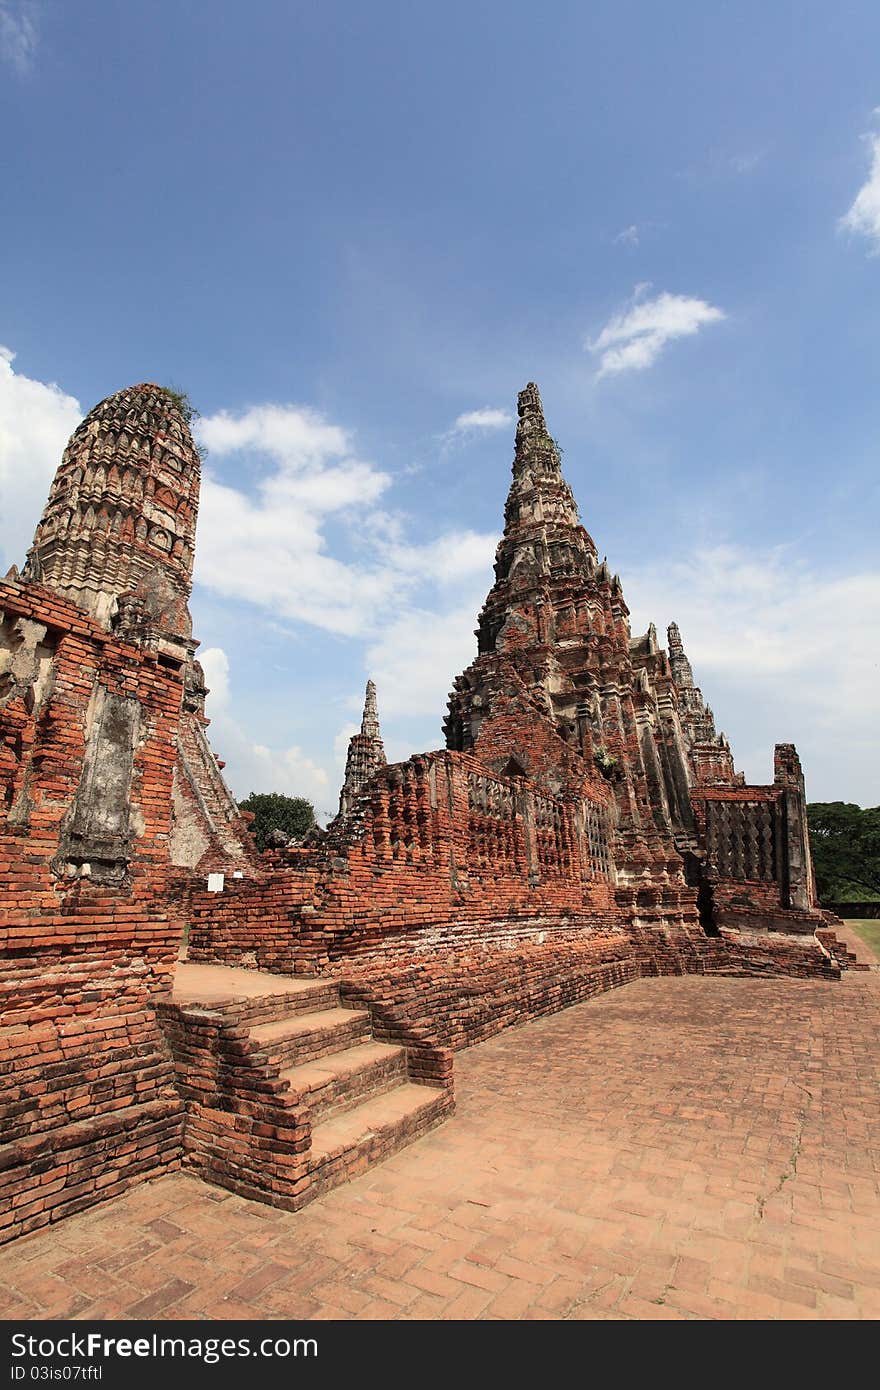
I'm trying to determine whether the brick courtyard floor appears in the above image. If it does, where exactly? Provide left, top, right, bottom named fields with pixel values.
left=2, top=972, right=880, bottom=1321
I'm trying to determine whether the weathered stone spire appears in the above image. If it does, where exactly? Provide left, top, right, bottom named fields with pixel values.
left=666, top=621, right=720, bottom=747
left=461, top=382, right=602, bottom=670
left=338, top=680, right=387, bottom=817
left=773, top=743, right=814, bottom=909
left=504, top=382, right=581, bottom=532
left=22, top=383, right=201, bottom=646
left=513, top=382, right=555, bottom=475
left=445, top=382, right=636, bottom=779
left=666, top=621, right=694, bottom=689
left=361, top=678, right=381, bottom=740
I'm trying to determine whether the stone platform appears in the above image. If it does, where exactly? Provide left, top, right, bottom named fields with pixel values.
left=172, top=961, right=327, bottom=1006
left=2, top=973, right=879, bottom=1321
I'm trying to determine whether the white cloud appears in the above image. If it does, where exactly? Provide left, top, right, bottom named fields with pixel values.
left=589, top=288, right=726, bottom=379
left=361, top=543, right=880, bottom=804
left=625, top=545, right=880, bottom=804
left=382, top=530, right=498, bottom=587
left=197, top=403, right=350, bottom=466
left=451, top=408, right=513, bottom=433
left=194, top=402, right=394, bottom=635
left=0, top=1, right=38, bottom=72
left=200, top=645, right=333, bottom=816
left=199, top=646, right=231, bottom=710
left=840, top=118, right=880, bottom=253
left=0, top=347, right=83, bottom=571
left=365, top=597, right=486, bottom=723
left=248, top=742, right=332, bottom=813
left=613, top=225, right=640, bottom=247
left=194, top=401, right=496, bottom=637
left=333, top=721, right=360, bottom=768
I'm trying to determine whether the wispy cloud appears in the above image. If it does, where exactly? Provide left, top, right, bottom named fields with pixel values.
left=451, top=407, right=513, bottom=434
left=194, top=401, right=496, bottom=637
left=197, top=402, right=350, bottom=464
left=0, top=346, right=82, bottom=570
left=0, top=1, right=38, bottom=73
left=365, top=599, right=487, bottom=723
left=613, top=224, right=640, bottom=247
left=840, top=113, right=880, bottom=254
left=438, top=405, right=514, bottom=455
left=625, top=544, right=880, bottom=802
left=588, top=286, right=726, bottom=379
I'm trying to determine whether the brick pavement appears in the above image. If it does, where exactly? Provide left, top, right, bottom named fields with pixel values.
left=2, top=973, right=879, bottom=1321
left=838, top=920, right=880, bottom=967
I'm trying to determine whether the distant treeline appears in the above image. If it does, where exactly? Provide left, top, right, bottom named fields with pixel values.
left=822, top=901, right=880, bottom=918
left=807, top=802, right=880, bottom=904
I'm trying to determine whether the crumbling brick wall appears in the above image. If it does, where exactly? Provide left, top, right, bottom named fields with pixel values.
left=0, top=578, right=187, bottom=1244
left=187, top=749, right=626, bottom=974
left=691, top=761, right=820, bottom=933
left=327, top=920, right=837, bottom=1062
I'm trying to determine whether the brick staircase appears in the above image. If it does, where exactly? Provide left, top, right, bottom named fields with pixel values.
left=816, top=927, right=872, bottom=972
left=160, top=965, right=453, bottom=1211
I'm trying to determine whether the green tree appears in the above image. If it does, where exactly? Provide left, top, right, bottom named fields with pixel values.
left=807, top=802, right=880, bottom=902
left=239, top=792, right=316, bottom=852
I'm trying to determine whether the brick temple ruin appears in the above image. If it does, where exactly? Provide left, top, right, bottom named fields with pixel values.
left=0, top=381, right=857, bottom=1245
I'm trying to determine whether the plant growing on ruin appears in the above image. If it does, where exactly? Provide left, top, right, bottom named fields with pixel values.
left=594, top=746, right=620, bottom=780
left=158, top=383, right=198, bottom=425
left=532, top=432, right=563, bottom=459
left=158, top=384, right=209, bottom=460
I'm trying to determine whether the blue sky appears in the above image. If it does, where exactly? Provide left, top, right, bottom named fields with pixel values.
left=1, top=0, right=878, bottom=814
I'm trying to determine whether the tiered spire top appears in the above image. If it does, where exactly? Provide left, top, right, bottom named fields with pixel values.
left=666, top=621, right=694, bottom=689
left=361, top=679, right=381, bottom=739
left=513, top=382, right=562, bottom=480
left=337, top=679, right=387, bottom=818
left=502, top=382, right=581, bottom=541
left=22, top=382, right=201, bottom=640
left=666, top=621, right=721, bottom=746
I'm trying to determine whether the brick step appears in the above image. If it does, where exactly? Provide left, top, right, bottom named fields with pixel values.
left=220, top=983, right=340, bottom=1028
left=0, top=1095, right=183, bottom=1182
left=173, top=963, right=336, bottom=1022
left=280, top=1041, right=408, bottom=1123
left=838, top=953, right=871, bottom=971
left=816, top=929, right=873, bottom=972
left=308, top=1083, right=450, bottom=1194
left=250, top=1007, right=371, bottom=1067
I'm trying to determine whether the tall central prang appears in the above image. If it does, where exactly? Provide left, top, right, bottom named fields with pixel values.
left=445, top=384, right=686, bottom=877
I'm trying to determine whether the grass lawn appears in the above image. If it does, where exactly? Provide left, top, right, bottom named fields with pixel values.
left=844, top=918, right=880, bottom=958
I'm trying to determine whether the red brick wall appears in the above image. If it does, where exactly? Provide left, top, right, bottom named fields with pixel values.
left=691, top=785, right=825, bottom=933
left=156, top=1000, right=312, bottom=1209
left=1, top=578, right=186, bottom=1244
left=187, top=750, right=624, bottom=975
left=329, top=920, right=838, bottom=1060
